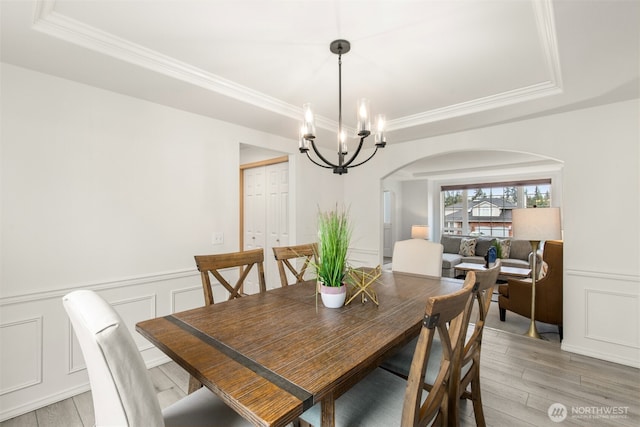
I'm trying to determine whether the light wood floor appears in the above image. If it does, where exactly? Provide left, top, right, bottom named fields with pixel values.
left=2, top=327, right=638, bottom=426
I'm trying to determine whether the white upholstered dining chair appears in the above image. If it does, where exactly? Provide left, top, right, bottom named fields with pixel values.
left=62, top=290, right=253, bottom=427
left=391, top=239, right=444, bottom=276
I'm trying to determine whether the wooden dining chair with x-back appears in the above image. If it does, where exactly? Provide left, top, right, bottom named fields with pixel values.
left=194, top=248, right=266, bottom=305
left=458, top=259, right=501, bottom=426
left=190, top=248, right=267, bottom=393
left=381, top=261, right=501, bottom=427
left=299, top=272, right=476, bottom=427
left=272, top=243, right=318, bottom=287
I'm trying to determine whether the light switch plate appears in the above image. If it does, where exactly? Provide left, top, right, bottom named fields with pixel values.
left=212, top=232, right=224, bottom=245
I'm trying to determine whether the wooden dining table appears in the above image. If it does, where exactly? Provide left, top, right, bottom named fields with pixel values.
left=136, top=269, right=464, bottom=427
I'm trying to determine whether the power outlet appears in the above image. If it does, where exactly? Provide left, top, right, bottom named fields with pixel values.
left=212, top=232, right=224, bottom=245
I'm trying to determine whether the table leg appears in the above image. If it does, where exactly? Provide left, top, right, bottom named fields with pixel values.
left=187, top=376, right=202, bottom=393
left=320, top=393, right=335, bottom=427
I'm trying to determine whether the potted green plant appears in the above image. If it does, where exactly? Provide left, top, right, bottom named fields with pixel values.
left=315, top=205, right=352, bottom=308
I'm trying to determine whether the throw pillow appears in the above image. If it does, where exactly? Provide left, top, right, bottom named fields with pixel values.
left=441, top=235, right=461, bottom=254
left=459, top=238, right=477, bottom=257
left=498, top=239, right=511, bottom=258
left=475, top=238, right=495, bottom=257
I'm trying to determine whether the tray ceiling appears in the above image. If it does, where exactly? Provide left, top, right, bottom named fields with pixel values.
left=1, top=0, right=638, bottom=147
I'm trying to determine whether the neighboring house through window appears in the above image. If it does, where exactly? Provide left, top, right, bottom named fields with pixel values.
left=442, top=179, right=552, bottom=237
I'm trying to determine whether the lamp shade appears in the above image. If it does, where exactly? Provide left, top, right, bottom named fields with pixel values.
left=411, top=225, right=429, bottom=239
left=512, top=207, right=562, bottom=241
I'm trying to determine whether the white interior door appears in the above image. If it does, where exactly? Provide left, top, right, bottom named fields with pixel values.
left=243, top=166, right=266, bottom=294
left=266, top=162, right=289, bottom=289
left=243, top=161, right=289, bottom=291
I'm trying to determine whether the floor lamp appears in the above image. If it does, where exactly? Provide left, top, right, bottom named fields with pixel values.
left=512, top=207, right=562, bottom=339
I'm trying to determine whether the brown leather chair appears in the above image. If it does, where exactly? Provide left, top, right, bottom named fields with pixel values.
left=498, top=240, right=563, bottom=340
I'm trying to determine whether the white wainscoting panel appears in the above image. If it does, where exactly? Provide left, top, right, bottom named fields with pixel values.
left=348, top=247, right=380, bottom=269
left=0, top=317, right=43, bottom=395
left=68, top=320, right=85, bottom=374
left=111, top=294, right=157, bottom=351
left=171, top=285, right=205, bottom=313
left=562, top=269, right=640, bottom=368
left=0, top=269, right=204, bottom=422
left=585, top=289, right=639, bottom=347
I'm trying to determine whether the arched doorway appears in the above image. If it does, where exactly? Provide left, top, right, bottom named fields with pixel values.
left=381, top=149, right=564, bottom=250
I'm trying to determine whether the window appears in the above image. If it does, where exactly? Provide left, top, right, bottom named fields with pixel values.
left=441, top=179, right=552, bottom=237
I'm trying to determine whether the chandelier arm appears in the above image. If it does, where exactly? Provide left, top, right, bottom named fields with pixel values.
left=344, top=146, right=380, bottom=169
left=341, top=136, right=367, bottom=168
left=305, top=151, right=334, bottom=169
left=309, top=140, right=339, bottom=169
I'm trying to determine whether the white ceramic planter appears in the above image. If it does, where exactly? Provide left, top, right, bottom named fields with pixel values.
left=319, top=283, right=347, bottom=308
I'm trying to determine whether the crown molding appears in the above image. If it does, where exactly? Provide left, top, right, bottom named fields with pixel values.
left=31, top=1, right=310, bottom=120
left=32, top=0, right=562, bottom=135
left=387, top=0, right=563, bottom=131
left=533, top=0, right=563, bottom=88
left=388, top=80, right=563, bottom=131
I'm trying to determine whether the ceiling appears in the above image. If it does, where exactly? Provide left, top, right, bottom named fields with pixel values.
left=2, top=0, right=639, bottom=155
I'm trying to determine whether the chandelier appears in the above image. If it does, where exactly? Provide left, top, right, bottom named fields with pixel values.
left=298, top=39, right=386, bottom=175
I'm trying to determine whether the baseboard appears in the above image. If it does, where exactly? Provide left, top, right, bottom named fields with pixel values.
left=0, top=354, right=173, bottom=422
left=561, top=342, right=640, bottom=369
left=0, top=383, right=90, bottom=422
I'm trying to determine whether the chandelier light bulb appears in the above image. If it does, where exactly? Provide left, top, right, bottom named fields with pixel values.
left=302, top=103, right=316, bottom=139
left=357, top=98, right=371, bottom=136
left=375, top=114, right=386, bottom=147
left=299, top=125, right=310, bottom=151
left=339, top=130, right=348, bottom=154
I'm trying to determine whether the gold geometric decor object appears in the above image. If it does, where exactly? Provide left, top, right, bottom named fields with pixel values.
left=345, top=265, right=381, bottom=306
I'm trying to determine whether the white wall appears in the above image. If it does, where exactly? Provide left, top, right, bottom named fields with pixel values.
left=399, top=180, right=430, bottom=241
left=345, top=99, right=640, bottom=368
left=0, top=63, right=343, bottom=420
left=381, top=179, right=403, bottom=258
left=239, top=144, right=288, bottom=165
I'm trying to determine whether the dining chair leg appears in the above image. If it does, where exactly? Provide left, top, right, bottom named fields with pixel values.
left=470, top=374, right=486, bottom=427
